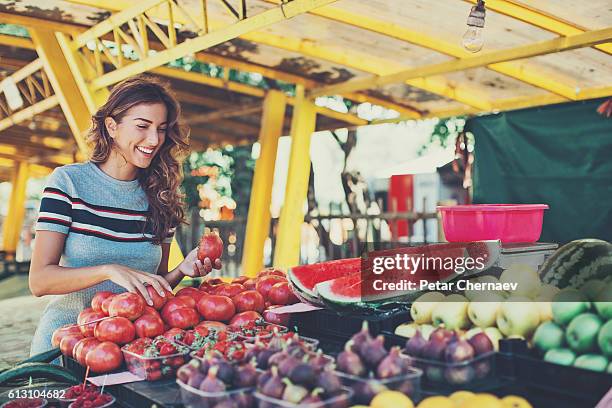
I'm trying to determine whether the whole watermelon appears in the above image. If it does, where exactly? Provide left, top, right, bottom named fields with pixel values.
left=540, top=239, right=612, bottom=288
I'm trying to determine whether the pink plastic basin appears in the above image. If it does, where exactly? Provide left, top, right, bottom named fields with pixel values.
left=437, top=204, right=549, bottom=243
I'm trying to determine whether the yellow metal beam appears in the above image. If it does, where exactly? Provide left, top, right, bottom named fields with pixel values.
left=276, top=1, right=577, bottom=100
left=310, top=28, right=612, bottom=97
left=1, top=161, right=29, bottom=254
left=463, top=0, right=612, bottom=55
left=0, top=33, right=34, bottom=50
left=273, top=86, right=316, bottom=269
left=29, top=28, right=105, bottom=154
left=242, top=90, right=287, bottom=276
left=0, top=96, right=59, bottom=132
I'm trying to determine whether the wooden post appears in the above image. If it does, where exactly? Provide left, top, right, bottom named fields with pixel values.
left=241, top=90, right=287, bottom=276
left=273, top=86, right=316, bottom=269
left=2, top=161, right=29, bottom=255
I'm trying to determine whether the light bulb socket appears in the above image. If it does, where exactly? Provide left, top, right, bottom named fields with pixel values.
left=467, top=0, right=486, bottom=28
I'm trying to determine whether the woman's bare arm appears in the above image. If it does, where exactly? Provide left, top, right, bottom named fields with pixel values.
left=29, top=230, right=172, bottom=305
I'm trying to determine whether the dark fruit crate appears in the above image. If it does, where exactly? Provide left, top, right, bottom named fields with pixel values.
left=290, top=308, right=409, bottom=353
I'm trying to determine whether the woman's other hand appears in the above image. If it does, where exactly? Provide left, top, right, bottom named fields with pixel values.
left=104, top=264, right=172, bottom=306
left=177, top=248, right=222, bottom=278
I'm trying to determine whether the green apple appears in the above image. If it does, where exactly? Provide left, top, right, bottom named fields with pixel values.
left=464, top=276, right=502, bottom=300
left=543, top=348, right=576, bottom=366
left=565, top=313, right=603, bottom=353
left=532, top=321, right=565, bottom=354
left=573, top=354, right=608, bottom=372
left=467, top=292, right=504, bottom=328
left=500, top=263, right=541, bottom=299
left=551, top=289, right=590, bottom=326
left=593, top=283, right=612, bottom=320
left=537, top=284, right=560, bottom=301
left=410, top=292, right=445, bottom=324
left=431, top=294, right=470, bottom=330
left=597, top=319, right=612, bottom=358
left=580, top=279, right=605, bottom=301
left=496, top=296, right=540, bottom=338
left=484, top=327, right=504, bottom=351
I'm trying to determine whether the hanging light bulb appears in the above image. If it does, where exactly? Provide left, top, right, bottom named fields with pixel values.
left=462, top=0, right=486, bottom=53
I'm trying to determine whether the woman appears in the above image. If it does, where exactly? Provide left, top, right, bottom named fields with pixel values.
left=29, top=75, right=220, bottom=355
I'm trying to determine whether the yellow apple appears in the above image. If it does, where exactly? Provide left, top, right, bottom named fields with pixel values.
left=484, top=327, right=504, bottom=351
left=410, top=292, right=445, bottom=324
left=395, top=323, right=419, bottom=338
left=432, top=294, right=470, bottom=330
left=464, top=276, right=502, bottom=300
left=468, top=293, right=505, bottom=328
left=500, top=263, right=541, bottom=299
left=496, top=296, right=540, bottom=338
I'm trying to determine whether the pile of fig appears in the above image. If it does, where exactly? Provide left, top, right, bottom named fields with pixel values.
left=403, top=327, right=494, bottom=385
left=335, top=322, right=417, bottom=404
left=177, top=355, right=258, bottom=408
left=256, top=363, right=348, bottom=407
left=244, top=334, right=326, bottom=370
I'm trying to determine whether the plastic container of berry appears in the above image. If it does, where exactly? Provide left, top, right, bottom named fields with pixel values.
left=227, top=321, right=288, bottom=341
left=121, top=336, right=191, bottom=381
left=0, top=398, right=47, bottom=408
left=58, top=384, right=102, bottom=408
left=190, top=339, right=250, bottom=364
left=177, top=378, right=254, bottom=408
left=335, top=362, right=422, bottom=405
left=67, top=394, right=115, bottom=408
left=254, top=386, right=353, bottom=408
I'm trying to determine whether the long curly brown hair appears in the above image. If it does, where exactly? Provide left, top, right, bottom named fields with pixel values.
left=88, top=75, right=189, bottom=244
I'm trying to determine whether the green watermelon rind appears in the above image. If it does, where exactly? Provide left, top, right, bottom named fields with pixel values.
left=540, top=239, right=612, bottom=288
left=287, top=268, right=325, bottom=306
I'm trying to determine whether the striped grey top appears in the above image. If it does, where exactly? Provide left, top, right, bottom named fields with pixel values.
left=30, top=161, right=173, bottom=355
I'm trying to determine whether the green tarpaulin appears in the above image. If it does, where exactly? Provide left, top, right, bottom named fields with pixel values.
left=467, top=98, right=612, bottom=244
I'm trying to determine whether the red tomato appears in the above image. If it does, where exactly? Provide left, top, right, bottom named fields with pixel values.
left=214, top=283, right=245, bottom=298
left=60, top=333, right=84, bottom=358
left=243, top=278, right=257, bottom=290
left=263, top=306, right=291, bottom=326
left=164, top=307, right=200, bottom=329
left=91, top=291, right=115, bottom=312
left=73, top=337, right=101, bottom=366
left=268, top=281, right=299, bottom=305
left=197, top=321, right=227, bottom=332
left=257, top=268, right=286, bottom=278
left=232, top=290, right=265, bottom=313
left=256, top=275, right=286, bottom=299
left=79, top=311, right=106, bottom=337
left=134, top=314, right=165, bottom=338
left=197, top=295, right=235, bottom=322
left=146, top=286, right=172, bottom=310
left=52, top=324, right=81, bottom=348
left=108, top=293, right=144, bottom=321
left=161, top=297, right=195, bottom=321
left=163, top=328, right=186, bottom=341
left=100, top=295, right=116, bottom=315
left=142, top=305, right=161, bottom=318
left=85, top=342, right=123, bottom=373
left=94, top=316, right=135, bottom=345
left=229, top=311, right=262, bottom=327
left=197, top=233, right=223, bottom=262
left=199, top=278, right=225, bottom=293
left=77, top=308, right=94, bottom=325
left=232, top=276, right=249, bottom=285
left=175, top=287, right=205, bottom=304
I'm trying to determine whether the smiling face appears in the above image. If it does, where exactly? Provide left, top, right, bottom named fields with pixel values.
left=104, top=102, right=168, bottom=172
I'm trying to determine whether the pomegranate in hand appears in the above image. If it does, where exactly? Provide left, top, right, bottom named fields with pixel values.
left=197, top=233, right=223, bottom=263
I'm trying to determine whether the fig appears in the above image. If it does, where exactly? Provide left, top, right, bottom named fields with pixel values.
left=267, top=351, right=287, bottom=368
left=211, top=401, right=238, bottom=408
left=396, top=379, right=415, bottom=397
left=360, top=335, right=387, bottom=369
left=187, top=371, right=205, bottom=388
left=233, top=393, right=254, bottom=408
left=278, top=354, right=301, bottom=377
left=281, top=379, right=309, bottom=404
left=177, top=359, right=200, bottom=383
left=257, top=369, right=272, bottom=390
left=316, top=369, right=342, bottom=394
left=199, top=366, right=226, bottom=393
left=261, top=367, right=285, bottom=399
left=308, top=349, right=331, bottom=372
left=215, top=360, right=235, bottom=386
left=289, top=363, right=317, bottom=387
left=405, top=330, right=427, bottom=357
left=349, top=321, right=373, bottom=352
left=336, top=343, right=366, bottom=377
left=430, top=327, right=455, bottom=344
left=474, top=360, right=492, bottom=379
left=421, top=338, right=447, bottom=361
left=352, top=380, right=387, bottom=405
left=468, top=332, right=494, bottom=355
left=376, top=346, right=403, bottom=379
left=300, top=388, right=323, bottom=405
left=444, top=366, right=475, bottom=384
left=256, top=349, right=278, bottom=370
left=234, top=360, right=259, bottom=388
left=444, top=339, right=475, bottom=363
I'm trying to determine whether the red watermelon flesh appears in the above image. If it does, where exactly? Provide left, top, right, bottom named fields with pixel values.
left=287, top=258, right=362, bottom=305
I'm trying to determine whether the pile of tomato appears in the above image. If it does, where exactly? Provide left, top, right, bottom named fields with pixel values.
left=52, top=268, right=298, bottom=375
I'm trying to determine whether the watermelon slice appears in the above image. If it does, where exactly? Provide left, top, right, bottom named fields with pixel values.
left=287, top=258, right=362, bottom=306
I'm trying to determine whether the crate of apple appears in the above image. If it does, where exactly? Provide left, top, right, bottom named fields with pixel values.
left=334, top=322, right=421, bottom=405
left=255, top=361, right=352, bottom=408
left=176, top=356, right=258, bottom=408
left=403, top=326, right=495, bottom=389
left=122, top=336, right=191, bottom=380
